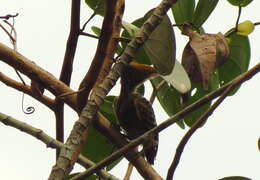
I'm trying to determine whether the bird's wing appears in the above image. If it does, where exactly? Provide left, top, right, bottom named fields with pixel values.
left=133, top=94, right=157, bottom=130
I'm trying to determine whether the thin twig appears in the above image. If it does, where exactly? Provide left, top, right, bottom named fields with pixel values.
left=0, top=23, right=16, bottom=43
left=149, top=79, right=167, bottom=104
left=254, top=22, right=260, bottom=26
left=80, top=31, right=99, bottom=39
left=3, top=20, right=17, bottom=51
left=0, top=22, right=24, bottom=85
left=123, top=163, right=134, bottom=180
left=1, top=18, right=36, bottom=114
left=81, top=12, right=96, bottom=32
left=0, top=112, right=120, bottom=180
left=80, top=31, right=131, bottom=43
left=235, top=6, right=242, bottom=30
left=0, top=13, right=18, bottom=20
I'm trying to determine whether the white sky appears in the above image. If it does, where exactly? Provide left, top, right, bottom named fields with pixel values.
left=0, top=0, right=259, bottom=180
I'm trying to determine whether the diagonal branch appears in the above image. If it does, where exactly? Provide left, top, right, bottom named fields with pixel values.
left=0, top=71, right=55, bottom=110
left=0, top=112, right=120, bottom=180
left=48, top=0, right=178, bottom=179
left=166, top=62, right=260, bottom=180
left=93, top=113, right=162, bottom=179
left=0, top=43, right=77, bottom=110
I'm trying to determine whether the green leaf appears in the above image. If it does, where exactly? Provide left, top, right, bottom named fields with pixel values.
left=171, top=0, right=195, bottom=24
left=143, top=12, right=176, bottom=75
left=81, top=96, right=122, bottom=170
left=121, top=18, right=151, bottom=65
left=218, top=60, right=241, bottom=92
left=99, top=96, right=118, bottom=123
left=218, top=33, right=250, bottom=95
left=192, top=0, right=219, bottom=28
left=122, top=21, right=140, bottom=37
left=219, top=176, right=252, bottom=180
left=258, top=137, right=260, bottom=151
left=91, top=26, right=101, bottom=36
left=151, top=77, right=185, bottom=129
left=85, top=0, right=106, bottom=16
left=161, top=60, right=191, bottom=93
left=228, top=34, right=250, bottom=71
left=227, top=0, right=253, bottom=7
left=122, top=12, right=177, bottom=73
left=183, top=83, right=211, bottom=127
left=91, top=25, right=123, bottom=55
left=184, top=71, right=219, bottom=127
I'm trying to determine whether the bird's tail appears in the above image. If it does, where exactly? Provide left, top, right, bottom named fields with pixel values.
left=144, top=134, right=158, bottom=165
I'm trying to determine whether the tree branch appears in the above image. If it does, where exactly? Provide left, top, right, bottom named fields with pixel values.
left=48, top=0, right=178, bottom=179
left=80, top=31, right=131, bottom=43
left=123, top=163, right=134, bottom=180
left=0, top=43, right=77, bottom=110
left=54, top=0, right=81, bottom=157
left=94, top=113, right=162, bottom=180
left=77, top=0, right=125, bottom=112
left=0, top=71, right=55, bottom=110
left=0, top=112, right=120, bottom=180
left=0, top=13, right=18, bottom=20
left=59, top=0, right=80, bottom=85
left=71, top=114, right=156, bottom=180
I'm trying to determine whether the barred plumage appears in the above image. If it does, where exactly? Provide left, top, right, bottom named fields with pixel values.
left=114, top=62, right=158, bottom=164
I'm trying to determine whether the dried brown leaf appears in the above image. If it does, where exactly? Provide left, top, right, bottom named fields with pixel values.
left=182, top=29, right=229, bottom=89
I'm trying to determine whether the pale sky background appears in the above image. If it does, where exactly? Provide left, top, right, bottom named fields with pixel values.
left=0, top=0, right=259, bottom=180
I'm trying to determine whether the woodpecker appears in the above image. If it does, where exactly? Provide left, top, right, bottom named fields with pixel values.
left=114, top=61, right=158, bottom=164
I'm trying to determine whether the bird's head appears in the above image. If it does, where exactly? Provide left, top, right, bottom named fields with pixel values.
left=120, top=61, right=157, bottom=92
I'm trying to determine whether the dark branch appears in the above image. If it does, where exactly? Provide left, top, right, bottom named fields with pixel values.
left=80, top=31, right=131, bottom=43
left=0, top=72, right=55, bottom=110
left=55, top=0, right=81, bottom=157
left=0, top=43, right=77, bottom=110
left=81, top=12, right=96, bottom=32
left=0, top=13, right=19, bottom=20
left=77, top=0, right=124, bottom=112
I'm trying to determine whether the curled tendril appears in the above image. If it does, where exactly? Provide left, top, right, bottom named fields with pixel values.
left=2, top=16, right=35, bottom=115
left=22, top=93, right=35, bottom=115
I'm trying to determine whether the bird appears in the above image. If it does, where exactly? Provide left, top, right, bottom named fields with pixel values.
left=114, top=61, right=158, bottom=164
